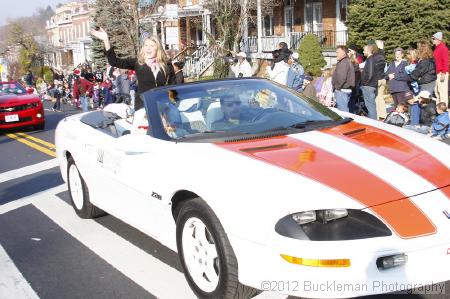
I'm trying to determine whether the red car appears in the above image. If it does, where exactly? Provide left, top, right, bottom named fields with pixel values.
left=0, top=81, right=45, bottom=130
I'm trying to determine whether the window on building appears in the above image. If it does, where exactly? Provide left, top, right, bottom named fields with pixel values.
left=305, top=0, right=323, bottom=32
left=339, top=0, right=348, bottom=22
left=284, top=0, right=293, bottom=34
left=263, top=15, right=274, bottom=36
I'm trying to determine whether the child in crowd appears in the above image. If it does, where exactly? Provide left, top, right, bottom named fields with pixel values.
left=431, top=102, right=449, bottom=139
left=318, top=67, right=335, bottom=107
left=384, top=102, right=409, bottom=127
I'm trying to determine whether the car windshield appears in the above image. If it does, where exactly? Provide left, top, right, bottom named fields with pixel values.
left=0, top=82, right=26, bottom=95
left=144, top=79, right=343, bottom=141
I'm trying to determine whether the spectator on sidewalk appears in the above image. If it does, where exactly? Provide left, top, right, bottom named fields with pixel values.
left=231, top=52, right=252, bottom=78
left=25, top=70, right=34, bottom=87
left=173, top=61, right=185, bottom=84
left=332, top=45, right=355, bottom=112
left=405, top=49, right=420, bottom=95
left=386, top=47, right=413, bottom=106
left=361, top=43, right=382, bottom=120
left=374, top=40, right=387, bottom=119
left=115, top=69, right=131, bottom=104
left=302, top=75, right=318, bottom=99
left=267, top=48, right=291, bottom=85
left=73, top=75, right=94, bottom=112
left=432, top=32, right=449, bottom=105
left=348, top=47, right=362, bottom=113
left=404, top=90, right=436, bottom=134
left=348, top=44, right=363, bottom=64
left=408, top=41, right=436, bottom=95
left=384, top=102, right=409, bottom=127
left=431, top=102, right=449, bottom=139
left=254, top=59, right=271, bottom=79
left=318, top=67, right=335, bottom=107
left=287, top=52, right=304, bottom=91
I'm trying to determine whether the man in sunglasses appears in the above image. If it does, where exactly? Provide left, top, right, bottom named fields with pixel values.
left=211, top=96, right=252, bottom=130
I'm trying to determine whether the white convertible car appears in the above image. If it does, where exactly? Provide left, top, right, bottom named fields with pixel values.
left=56, top=78, right=450, bottom=298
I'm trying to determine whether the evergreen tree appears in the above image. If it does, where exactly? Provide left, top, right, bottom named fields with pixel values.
left=298, top=33, right=326, bottom=77
left=91, top=0, right=140, bottom=70
left=346, top=0, right=450, bottom=61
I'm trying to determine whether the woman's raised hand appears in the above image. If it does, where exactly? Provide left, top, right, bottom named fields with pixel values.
left=90, top=27, right=108, bottom=41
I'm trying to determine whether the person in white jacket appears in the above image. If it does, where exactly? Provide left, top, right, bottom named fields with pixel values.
left=267, top=48, right=291, bottom=85
left=231, top=52, right=252, bottom=78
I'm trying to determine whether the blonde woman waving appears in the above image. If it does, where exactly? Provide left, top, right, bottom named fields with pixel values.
left=91, top=28, right=175, bottom=110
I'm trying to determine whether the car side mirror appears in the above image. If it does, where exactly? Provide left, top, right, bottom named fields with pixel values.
left=26, top=88, right=34, bottom=94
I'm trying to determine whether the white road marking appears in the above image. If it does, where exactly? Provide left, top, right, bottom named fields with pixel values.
left=0, top=159, right=59, bottom=184
left=0, top=244, right=40, bottom=299
left=0, top=184, right=66, bottom=215
left=32, top=194, right=197, bottom=299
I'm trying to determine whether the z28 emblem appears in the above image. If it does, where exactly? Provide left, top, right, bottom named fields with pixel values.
left=152, top=192, right=162, bottom=200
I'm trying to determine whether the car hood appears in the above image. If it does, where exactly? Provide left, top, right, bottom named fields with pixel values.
left=216, top=122, right=450, bottom=207
left=213, top=121, right=450, bottom=238
left=0, top=94, right=40, bottom=105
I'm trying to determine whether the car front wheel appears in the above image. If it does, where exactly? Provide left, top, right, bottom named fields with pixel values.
left=176, top=198, right=259, bottom=299
left=67, top=156, right=105, bottom=219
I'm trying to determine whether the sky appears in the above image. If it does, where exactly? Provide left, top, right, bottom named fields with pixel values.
left=0, top=0, right=66, bottom=27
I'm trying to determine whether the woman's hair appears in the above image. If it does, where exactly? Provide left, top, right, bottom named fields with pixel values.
left=348, top=50, right=359, bottom=65
left=416, top=41, right=433, bottom=60
left=254, top=59, right=270, bottom=77
left=138, top=36, right=168, bottom=73
left=406, top=48, right=418, bottom=63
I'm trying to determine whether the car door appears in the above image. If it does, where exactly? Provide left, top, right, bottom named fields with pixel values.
left=91, top=133, right=176, bottom=241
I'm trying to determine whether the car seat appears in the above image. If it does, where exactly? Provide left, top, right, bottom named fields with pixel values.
left=205, top=101, right=224, bottom=130
left=178, top=98, right=207, bottom=132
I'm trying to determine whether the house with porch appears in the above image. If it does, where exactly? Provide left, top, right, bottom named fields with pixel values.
left=143, top=0, right=349, bottom=77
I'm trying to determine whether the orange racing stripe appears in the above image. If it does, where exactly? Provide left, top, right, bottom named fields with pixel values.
left=216, top=136, right=436, bottom=239
left=321, top=121, right=450, bottom=199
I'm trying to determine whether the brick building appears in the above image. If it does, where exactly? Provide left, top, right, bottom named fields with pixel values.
left=45, top=1, right=93, bottom=72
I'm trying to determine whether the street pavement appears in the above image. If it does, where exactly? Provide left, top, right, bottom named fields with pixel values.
left=0, top=100, right=449, bottom=299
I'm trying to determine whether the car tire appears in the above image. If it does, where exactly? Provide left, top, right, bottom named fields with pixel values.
left=67, top=156, right=105, bottom=219
left=34, top=122, right=45, bottom=130
left=176, top=198, right=259, bottom=299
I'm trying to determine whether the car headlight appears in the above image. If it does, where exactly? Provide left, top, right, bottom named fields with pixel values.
left=292, top=209, right=348, bottom=225
left=276, top=209, right=392, bottom=241
left=25, top=102, right=40, bottom=109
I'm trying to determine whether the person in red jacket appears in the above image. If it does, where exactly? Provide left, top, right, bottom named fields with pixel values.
left=432, top=32, right=449, bottom=104
left=73, top=75, right=94, bottom=112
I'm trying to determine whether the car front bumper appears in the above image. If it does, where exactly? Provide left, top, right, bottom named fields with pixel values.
left=230, top=235, right=450, bottom=298
left=0, top=108, right=45, bottom=129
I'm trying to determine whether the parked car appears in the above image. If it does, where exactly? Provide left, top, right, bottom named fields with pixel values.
left=0, top=81, right=45, bottom=130
left=55, top=78, right=450, bottom=298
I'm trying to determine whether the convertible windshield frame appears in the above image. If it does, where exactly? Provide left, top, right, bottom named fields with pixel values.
left=141, top=78, right=343, bottom=142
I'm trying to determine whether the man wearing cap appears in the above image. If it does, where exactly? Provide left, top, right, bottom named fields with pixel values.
left=231, top=52, right=252, bottom=78
left=432, top=32, right=449, bottom=104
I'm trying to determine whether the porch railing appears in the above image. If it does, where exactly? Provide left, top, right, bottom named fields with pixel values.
left=240, top=30, right=348, bottom=53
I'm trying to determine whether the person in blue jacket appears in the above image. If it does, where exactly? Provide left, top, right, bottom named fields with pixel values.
left=431, top=102, right=449, bottom=139
left=385, top=48, right=413, bottom=106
